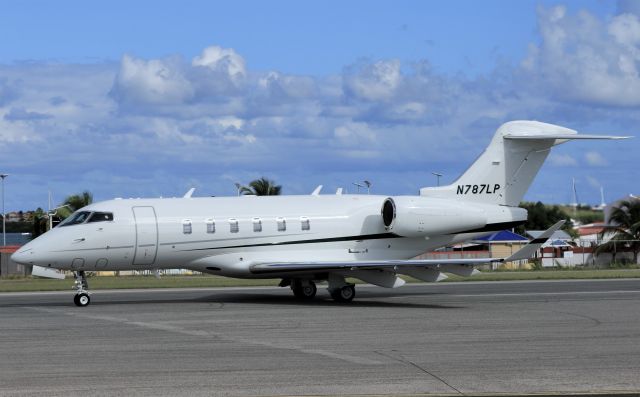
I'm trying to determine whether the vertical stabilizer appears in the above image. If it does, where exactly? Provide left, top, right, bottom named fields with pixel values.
left=420, top=121, right=628, bottom=207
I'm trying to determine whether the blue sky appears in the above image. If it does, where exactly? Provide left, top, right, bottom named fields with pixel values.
left=1, top=0, right=638, bottom=211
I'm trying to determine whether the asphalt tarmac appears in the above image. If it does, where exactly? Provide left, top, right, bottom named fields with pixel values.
left=1, top=279, right=639, bottom=396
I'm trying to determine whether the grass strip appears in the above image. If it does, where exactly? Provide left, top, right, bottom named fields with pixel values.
left=2, top=268, right=640, bottom=293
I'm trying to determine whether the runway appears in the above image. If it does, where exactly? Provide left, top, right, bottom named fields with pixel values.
left=1, top=279, right=639, bottom=396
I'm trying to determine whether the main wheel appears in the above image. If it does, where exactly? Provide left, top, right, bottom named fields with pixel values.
left=331, top=285, right=355, bottom=303
left=74, top=292, right=91, bottom=307
left=292, top=280, right=317, bottom=300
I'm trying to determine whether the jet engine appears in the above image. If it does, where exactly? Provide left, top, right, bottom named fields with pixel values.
left=381, top=196, right=487, bottom=237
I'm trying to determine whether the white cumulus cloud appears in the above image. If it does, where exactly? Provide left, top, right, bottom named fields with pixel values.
left=112, top=55, right=194, bottom=105
left=522, top=5, right=640, bottom=106
left=343, top=59, right=402, bottom=101
left=192, top=45, right=246, bottom=82
left=549, top=153, right=578, bottom=166
left=585, top=151, right=608, bottom=166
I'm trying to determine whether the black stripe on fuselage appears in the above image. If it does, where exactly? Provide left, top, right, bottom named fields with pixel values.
left=454, top=221, right=525, bottom=234
left=180, top=233, right=402, bottom=252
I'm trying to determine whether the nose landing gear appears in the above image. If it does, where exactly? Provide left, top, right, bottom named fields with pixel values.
left=73, top=271, right=91, bottom=307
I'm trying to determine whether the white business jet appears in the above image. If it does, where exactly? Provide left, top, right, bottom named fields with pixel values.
left=11, top=121, right=628, bottom=306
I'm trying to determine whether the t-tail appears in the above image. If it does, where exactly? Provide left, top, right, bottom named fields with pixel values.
left=420, top=120, right=629, bottom=206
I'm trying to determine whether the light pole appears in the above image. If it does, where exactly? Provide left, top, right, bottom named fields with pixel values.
left=1, top=174, right=8, bottom=246
left=363, top=180, right=372, bottom=195
left=234, top=183, right=242, bottom=196
left=431, top=172, right=443, bottom=187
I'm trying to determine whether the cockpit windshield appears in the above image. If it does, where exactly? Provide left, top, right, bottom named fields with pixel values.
left=58, top=211, right=113, bottom=227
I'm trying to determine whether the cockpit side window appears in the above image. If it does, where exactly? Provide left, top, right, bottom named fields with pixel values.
left=58, top=211, right=92, bottom=227
left=87, top=212, right=114, bottom=223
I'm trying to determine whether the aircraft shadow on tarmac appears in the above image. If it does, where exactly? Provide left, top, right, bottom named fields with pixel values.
left=192, top=292, right=463, bottom=310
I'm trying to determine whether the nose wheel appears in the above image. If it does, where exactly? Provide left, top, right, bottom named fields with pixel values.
left=73, top=271, right=91, bottom=307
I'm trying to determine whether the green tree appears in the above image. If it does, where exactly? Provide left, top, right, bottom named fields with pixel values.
left=57, top=191, right=93, bottom=218
left=31, top=208, right=48, bottom=238
left=240, top=177, right=282, bottom=196
left=596, top=200, right=640, bottom=264
left=516, top=201, right=573, bottom=236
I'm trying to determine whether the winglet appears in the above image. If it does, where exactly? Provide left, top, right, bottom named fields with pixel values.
left=504, top=220, right=565, bottom=262
left=311, top=185, right=323, bottom=196
left=183, top=188, right=195, bottom=198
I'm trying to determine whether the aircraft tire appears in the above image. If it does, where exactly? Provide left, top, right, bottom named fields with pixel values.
left=74, top=293, right=91, bottom=307
left=331, top=285, right=355, bottom=303
left=292, top=280, right=317, bottom=300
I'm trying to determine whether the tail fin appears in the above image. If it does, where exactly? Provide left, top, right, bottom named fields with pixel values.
left=420, top=120, right=629, bottom=207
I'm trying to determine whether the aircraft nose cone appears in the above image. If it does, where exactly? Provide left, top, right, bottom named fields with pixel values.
left=11, top=248, right=34, bottom=265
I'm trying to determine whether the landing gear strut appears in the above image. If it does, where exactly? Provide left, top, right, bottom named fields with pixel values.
left=291, top=279, right=317, bottom=300
left=73, top=271, right=91, bottom=307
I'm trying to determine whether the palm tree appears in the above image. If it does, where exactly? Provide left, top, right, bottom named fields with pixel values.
left=240, top=177, right=282, bottom=196
left=57, top=191, right=94, bottom=219
left=596, top=199, right=640, bottom=264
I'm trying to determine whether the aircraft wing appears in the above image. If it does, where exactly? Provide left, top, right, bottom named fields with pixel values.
left=250, top=220, right=565, bottom=275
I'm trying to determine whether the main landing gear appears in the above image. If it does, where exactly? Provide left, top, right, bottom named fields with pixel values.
left=285, top=275, right=356, bottom=303
left=291, top=279, right=317, bottom=300
left=328, top=274, right=355, bottom=303
left=73, top=271, right=91, bottom=307
left=329, top=285, right=356, bottom=303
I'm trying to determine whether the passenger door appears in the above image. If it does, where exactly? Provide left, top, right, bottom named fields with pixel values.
left=132, top=206, right=158, bottom=265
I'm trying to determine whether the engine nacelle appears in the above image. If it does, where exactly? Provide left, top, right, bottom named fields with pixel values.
left=381, top=196, right=487, bottom=237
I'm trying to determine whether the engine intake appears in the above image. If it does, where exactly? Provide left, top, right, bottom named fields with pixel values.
left=381, top=196, right=487, bottom=237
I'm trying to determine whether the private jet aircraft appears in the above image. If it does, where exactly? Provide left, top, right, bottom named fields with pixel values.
left=11, top=121, right=628, bottom=306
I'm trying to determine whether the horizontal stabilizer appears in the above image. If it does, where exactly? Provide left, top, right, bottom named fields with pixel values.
left=504, top=134, right=631, bottom=140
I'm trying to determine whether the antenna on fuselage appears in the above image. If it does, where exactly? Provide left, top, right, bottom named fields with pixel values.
left=183, top=188, right=195, bottom=198
left=311, top=185, right=323, bottom=196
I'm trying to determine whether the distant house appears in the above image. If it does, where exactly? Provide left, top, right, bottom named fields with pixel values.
left=472, top=230, right=530, bottom=270
left=5, top=211, right=22, bottom=222
left=526, top=229, right=574, bottom=267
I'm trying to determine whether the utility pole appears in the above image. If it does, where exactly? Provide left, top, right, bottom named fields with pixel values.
left=431, top=172, right=443, bottom=187
left=363, top=180, right=371, bottom=195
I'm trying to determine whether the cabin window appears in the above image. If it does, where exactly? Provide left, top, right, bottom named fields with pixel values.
left=87, top=212, right=114, bottom=223
left=206, top=218, right=215, bottom=234
left=229, top=218, right=239, bottom=233
left=182, top=219, right=192, bottom=234
left=252, top=217, right=262, bottom=232
left=300, top=216, right=310, bottom=231
left=276, top=217, right=286, bottom=232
